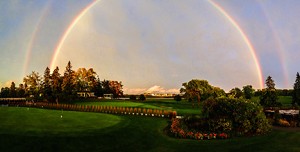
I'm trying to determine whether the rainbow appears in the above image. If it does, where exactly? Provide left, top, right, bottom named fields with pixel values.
left=50, top=0, right=101, bottom=70
left=258, top=2, right=290, bottom=87
left=23, top=2, right=51, bottom=76
left=49, top=0, right=264, bottom=89
left=208, top=0, right=264, bottom=89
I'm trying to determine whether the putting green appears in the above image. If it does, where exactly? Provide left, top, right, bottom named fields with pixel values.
left=0, top=107, right=123, bottom=136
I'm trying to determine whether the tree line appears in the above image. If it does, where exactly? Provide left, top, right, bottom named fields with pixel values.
left=0, top=61, right=123, bottom=103
left=180, top=72, right=300, bottom=107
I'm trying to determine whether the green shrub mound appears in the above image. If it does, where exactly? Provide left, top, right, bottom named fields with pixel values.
left=204, top=97, right=271, bottom=136
left=182, top=97, right=271, bottom=137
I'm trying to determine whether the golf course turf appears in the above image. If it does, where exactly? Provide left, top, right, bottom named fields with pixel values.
left=0, top=106, right=299, bottom=152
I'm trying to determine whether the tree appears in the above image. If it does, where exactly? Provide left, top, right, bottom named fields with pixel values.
left=92, top=76, right=103, bottom=97
left=0, top=87, right=10, bottom=97
left=174, top=94, right=182, bottom=102
left=74, top=68, right=97, bottom=92
left=139, top=94, right=146, bottom=101
left=129, top=95, right=137, bottom=100
left=266, top=76, right=275, bottom=89
left=17, top=84, right=25, bottom=97
left=229, top=87, right=243, bottom=98
left=212, top=87, right=226, bottom=98
left=260, top=76, right=280, bottom=107
left=9, top=82, right=16, bottom=97
left=23, top=71, right=42, bottom=100
left=180, top=79, right=214, bottom=107
left=42, top=67, right=52, bottom=101
left=242, top=85, right=255, bottom=99
left=292, top=72, right=300, bottom=105
left=109, top=81, right=123, bottom=98
left=62, top=61, right=75, bottom=101
left=51, top=66, right=62, bottom=103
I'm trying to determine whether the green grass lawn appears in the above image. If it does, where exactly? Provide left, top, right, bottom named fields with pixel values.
left=1, top=107, right=299, bottom=152
left=278, top=96, right=293, bottom=107
left=252, top=96, right=293, bottom=107
left=74, top=98, right=201, bottom=115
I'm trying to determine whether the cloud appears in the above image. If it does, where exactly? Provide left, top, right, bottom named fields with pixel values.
left=123, top=88, right=147, bottom=95
left=145, top=85, right=179, bottom=94
left=123, top=85, right=179, bottom=95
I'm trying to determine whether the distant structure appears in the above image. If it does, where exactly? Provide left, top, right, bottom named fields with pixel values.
left=103, top=94, right=113, bottom=99
left=77, top=91, right=95, bottom=98
left=144, top=93, right=176, bottom=97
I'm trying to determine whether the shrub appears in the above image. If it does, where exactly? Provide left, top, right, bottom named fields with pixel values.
left=129, top=95, right=137, bottom=100
left=174, top=95, right=182, bottom=102
left=202, top=97, right=271, bottom=136
left=139, top=94, right=146, bottom=101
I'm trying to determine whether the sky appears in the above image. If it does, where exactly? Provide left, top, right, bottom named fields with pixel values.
left=1, top=0, right=300, bottom=94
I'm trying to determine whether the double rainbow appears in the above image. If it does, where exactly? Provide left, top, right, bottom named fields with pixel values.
left=27, top=0, right=264, bottom=89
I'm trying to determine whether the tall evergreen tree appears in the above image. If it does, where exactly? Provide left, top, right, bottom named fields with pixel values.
left=292, top=72, right=300, bottom=105
left=260, top=76, right=280, bottom=107
left=42, top=67, right=52, bottom=101
left=51, top=66, right=61, bottom=103
left=62, top=61, right=75, bottom=101
left=265, top=76, right=275, bottom=90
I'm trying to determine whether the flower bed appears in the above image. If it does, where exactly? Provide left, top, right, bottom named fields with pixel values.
left=170, top=118, right=229, bottom=140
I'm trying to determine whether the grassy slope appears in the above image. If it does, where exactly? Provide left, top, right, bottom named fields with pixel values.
left=1, top=107, right=300, bottom=152
left=74, top=99, right=201, bottom=115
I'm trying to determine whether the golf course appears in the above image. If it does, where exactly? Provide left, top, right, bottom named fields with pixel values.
left=0, top=98, right=299, bottom=152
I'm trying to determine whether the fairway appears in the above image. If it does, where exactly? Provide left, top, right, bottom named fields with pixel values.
left=0, top=107, right=122, bottom=136
left=74, top=98, right=202, bottom=115
left=1, top=107, right=300, bottom=152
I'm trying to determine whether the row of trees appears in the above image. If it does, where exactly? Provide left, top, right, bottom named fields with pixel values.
left=180, top=72, right=300, bottom=107
left=0, top=61, right=123, bottom=102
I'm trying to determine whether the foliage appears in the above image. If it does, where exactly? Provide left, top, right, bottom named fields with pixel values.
left=260, top=90, right=281, bottom=107
left=229, top=87, right=243, bottom=98
left=62, top=61, right=76, bottom=99
left=260, top=76, right=280, bottom=107
left=180, top=79, right=214, bottom=106
left=211, top=87, right=226, bottom=98
left=173, top=94, right=182, bottom=102
left=42, top=67, right=52, bottom=101
left=102, top=80, right=123, bottom=98
left=293, top=72, right=300, bottom=105
left=170, top=118, right=228, bottom=140
left=266, top=76, right=275, bottom=89
left=74, top=68, right=97, bottom=92
left=1, top=107, right=300, bottom=152
left=243, top=85, right=255, bottom=99
left=92, top=77, right=103, bottom=97
left=129, top=95, right=137, bottom=100
left=51, top=66, right=62, bottom=103
left=9, top=82, right=16, bottom=97
left=0, top=87, right=10, bottom=97
left=23, top=71, right=42, bottom=100
left=202, top=97, right=271, bottom=136
left=139, top=94, right=146, bottom=101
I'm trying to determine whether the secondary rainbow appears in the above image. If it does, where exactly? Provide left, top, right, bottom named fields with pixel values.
left=50, top=0, right=101, bottom=71
left=208, top=0, right=264, bottom=89
left=23, top=2, right=51, bottom=76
